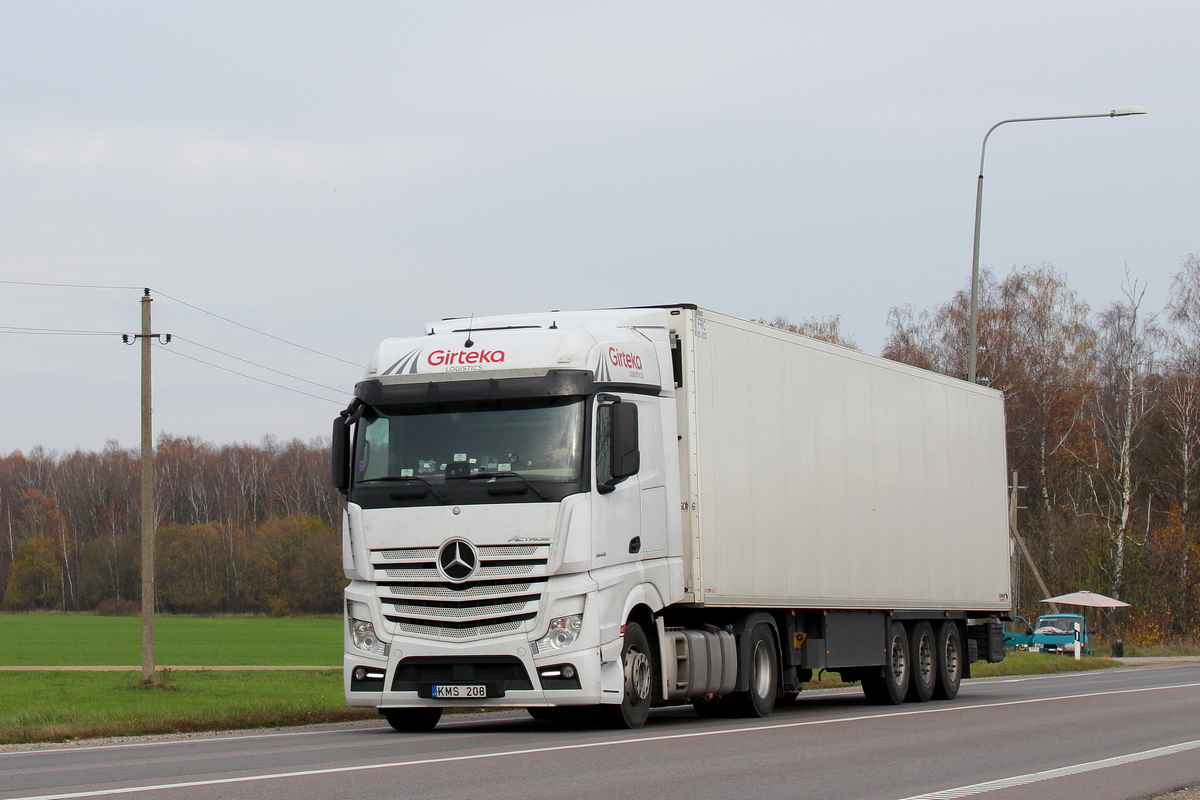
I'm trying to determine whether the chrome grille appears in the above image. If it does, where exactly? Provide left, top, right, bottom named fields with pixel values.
left=396, top=619, right=525, bottom=638
left=371, top=542, right=550, bottom=641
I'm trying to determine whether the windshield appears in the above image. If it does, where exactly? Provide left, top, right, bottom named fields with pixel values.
left=353, top=396, right=585, bottom=488
left=1034, top=617, right=1078, bottom=635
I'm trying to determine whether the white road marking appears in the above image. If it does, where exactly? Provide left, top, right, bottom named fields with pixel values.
left=0, top=714, right=509, bottom=758
left=895, top=738, right=1200, bottom=799
left=0, top=725, right=386, bottom=758
left=5, top=681, right=1199, bottom=800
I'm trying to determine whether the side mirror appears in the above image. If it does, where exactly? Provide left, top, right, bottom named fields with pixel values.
left=610, top=401, right=640, bottom=480
left=596, top=397, right=640, bottom=492
left=332, top=414, right=350, bottom=493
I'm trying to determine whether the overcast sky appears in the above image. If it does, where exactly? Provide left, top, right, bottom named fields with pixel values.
left=1, top=2, right=1195, bottom=453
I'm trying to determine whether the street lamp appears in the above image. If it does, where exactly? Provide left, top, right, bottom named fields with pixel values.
left=967, top=106, right=1146, bottom=383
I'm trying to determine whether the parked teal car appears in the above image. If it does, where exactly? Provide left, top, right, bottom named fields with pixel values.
left=1029, top=613, right=1092, bottom=655
left=1005, top=613, right=1092, bottom=655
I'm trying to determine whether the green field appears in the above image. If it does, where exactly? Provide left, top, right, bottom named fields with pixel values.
left=0, top=614, right=341, bottom=666
left=0, top=670, right=372, bottom=744
left=0, top=614, right=1123, bottom=745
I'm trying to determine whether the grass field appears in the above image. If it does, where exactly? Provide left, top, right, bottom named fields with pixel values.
left=0, top=614, right=1124, bottom=745
left=0, top=670, right=373, bottom=744
left=0, top=614, right=341, bottom=666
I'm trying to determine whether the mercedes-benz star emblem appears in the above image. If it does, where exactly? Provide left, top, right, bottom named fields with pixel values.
left=437, top=539, right=478, bottom=582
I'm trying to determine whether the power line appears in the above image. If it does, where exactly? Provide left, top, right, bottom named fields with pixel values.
left=151, top=289, right=363, bottom=367
left=171, top=335, right=345, bottom=394
left=0, top=325, right=127, bottom=336
left=3, top=278, right=363, bottom=368
left=0, top=279, right=144, bottom=291
left=158, top=346, right=347, bottom=406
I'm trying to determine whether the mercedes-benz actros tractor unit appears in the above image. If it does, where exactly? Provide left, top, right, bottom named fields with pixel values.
left=333, top=305, right=1009, bottom=731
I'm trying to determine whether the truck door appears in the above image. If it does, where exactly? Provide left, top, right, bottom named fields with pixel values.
left=592, top=394, right=643, bottom=569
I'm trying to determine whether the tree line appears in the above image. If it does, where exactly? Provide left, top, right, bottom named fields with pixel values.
left=0, top=436, right=342, bottom=614
left=3, top=260, right=1199, bottom=642
left=880, top=255, right=1200, bottom=644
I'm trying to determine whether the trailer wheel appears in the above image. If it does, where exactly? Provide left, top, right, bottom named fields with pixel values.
left=603, top=621, right=653, bottom=729
left=906, top=621, right=936, bottom=703
left=861, top=621, right=910, bottom=705
left=932, top=621, right=963, bottom=700
left=727, top=623, right=778, bottom=718
left=381, top=707, right=442, bottom=732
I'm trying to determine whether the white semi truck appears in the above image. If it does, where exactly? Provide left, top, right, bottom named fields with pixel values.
left=332, top=305, right=1010, bottom=731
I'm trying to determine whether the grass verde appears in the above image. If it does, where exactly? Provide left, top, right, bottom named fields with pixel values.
left=0, top=614, right=1120, bottom=744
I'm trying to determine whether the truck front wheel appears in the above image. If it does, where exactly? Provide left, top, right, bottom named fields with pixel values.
left=381, top=707, right=442, bottom=732
left=604, top=621, right=653, bottom=729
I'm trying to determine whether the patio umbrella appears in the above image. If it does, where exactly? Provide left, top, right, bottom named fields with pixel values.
left=1041, top=590, right=1131, bottom=608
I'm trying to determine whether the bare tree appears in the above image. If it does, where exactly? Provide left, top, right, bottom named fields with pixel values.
left=1089, top=278, right=1159, bottom=599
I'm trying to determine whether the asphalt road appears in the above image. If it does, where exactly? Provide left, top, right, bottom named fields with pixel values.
left=3, top=664, right=1198, bottom=800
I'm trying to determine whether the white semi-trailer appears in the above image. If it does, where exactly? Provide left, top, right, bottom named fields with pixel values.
left=333, top=305, right=1010, bottom=731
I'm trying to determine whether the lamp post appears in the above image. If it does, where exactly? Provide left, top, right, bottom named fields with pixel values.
left=967, top=106, right=1146, bottom=384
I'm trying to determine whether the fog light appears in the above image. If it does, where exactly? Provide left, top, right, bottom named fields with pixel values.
left=354, top=666, right=367, bottom=681
left=561, top=664, right=576, bottom=680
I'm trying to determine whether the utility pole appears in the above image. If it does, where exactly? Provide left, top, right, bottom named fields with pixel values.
left=124, top=289, right=169, bottom=685
left=1008, top=470, right=1058, bottom=614
left=140, top=290, right=155, bottom=684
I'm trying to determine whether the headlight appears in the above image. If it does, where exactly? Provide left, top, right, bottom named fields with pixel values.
left=348, top=617, right=390, bottom=656
left=534, top=614, right=583, bottom=653
left=351, top=619, right=377, bottom=650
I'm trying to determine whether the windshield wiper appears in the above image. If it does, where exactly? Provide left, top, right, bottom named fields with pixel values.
left=359, top=475, right=449, bottom=504
left=468, top=471, right=550, bottom=501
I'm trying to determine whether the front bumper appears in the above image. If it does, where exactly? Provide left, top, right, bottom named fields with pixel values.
left=344, top=634, right=612, bottom=708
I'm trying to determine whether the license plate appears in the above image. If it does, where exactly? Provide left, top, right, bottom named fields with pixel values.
left=431, top=684, right=486, bottom=698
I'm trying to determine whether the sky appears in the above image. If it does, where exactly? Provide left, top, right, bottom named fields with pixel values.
left=1, top=2, right=1196, bottom=453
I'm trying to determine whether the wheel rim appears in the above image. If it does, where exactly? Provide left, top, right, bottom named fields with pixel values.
left=751, top=640, right=773, bottom=698
left=919, top=635, right=934, bottom=684
left=944, top=634, right=960, bottom=682
left=626, top=647, right=651, bottom=702
left=889, top=634, right=907, bottom=683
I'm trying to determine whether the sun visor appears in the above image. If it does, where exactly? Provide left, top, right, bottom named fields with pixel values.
left=355, top=369, right=597, bottom=406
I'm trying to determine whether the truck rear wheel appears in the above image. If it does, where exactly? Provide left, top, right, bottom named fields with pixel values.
left=381, top=707, right=442, bottom=732
left=932, top=621, right=962, bottom=700
left=603, top=621, right=653, bottom=729
left=861, top=621, right=910, bottom=705
left=906, top=621, right=936, bottom=703
left=726, top=623, right=778, bottom=718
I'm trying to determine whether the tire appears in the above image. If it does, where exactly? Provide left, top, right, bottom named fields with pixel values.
left=906, top=621, right=936, bottom=703
left=861, top=621, right=910, bottom=705
left=381, top=707, right=442, bottom=732
left=603, top=621, right=654, bottom=729
left=725, top=623, right=778, bottom=718
left=932, top=621, right=963, bottom=700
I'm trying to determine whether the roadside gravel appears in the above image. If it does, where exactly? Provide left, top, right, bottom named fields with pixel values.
left=1148, top=789, right=1200, bottom=800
